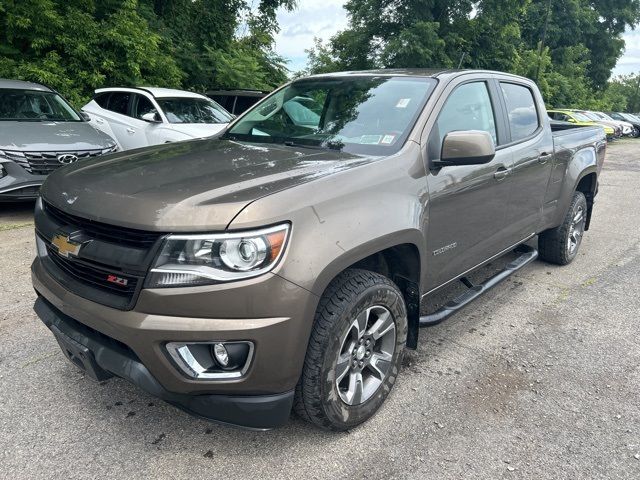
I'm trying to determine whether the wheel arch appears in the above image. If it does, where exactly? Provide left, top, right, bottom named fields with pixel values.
left=574, top=170, right=598, bottom=230
left=311, top=235, right=424, bottom=350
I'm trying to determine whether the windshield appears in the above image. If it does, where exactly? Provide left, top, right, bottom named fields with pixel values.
left=580, top=112, right=601, bottom=121
left=0, top=88, right=81, bottom=122
left=623, top=113, right=640, bottom=122
left=156, top=97, right=233, bottom=124
left=224, top=76, right=437, bottom=155
left=571, top=112, right=592, bottom=122
left=597, top=112, right=614, bottom=121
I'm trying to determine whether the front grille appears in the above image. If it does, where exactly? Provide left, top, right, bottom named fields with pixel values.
left=44, top=202, right=162, bottom=249
left=4, top=147, right=115, bottom=175
left=46, top=244, right=139, bottom=300
left=38, top=201, right=163, bottom=310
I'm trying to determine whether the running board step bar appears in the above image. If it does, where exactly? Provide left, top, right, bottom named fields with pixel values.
left=419, top=245, right=538, bottom=327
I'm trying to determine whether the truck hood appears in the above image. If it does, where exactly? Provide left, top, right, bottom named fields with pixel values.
left=0, top=121, right=116, bottom=151
left=41, top=139, right=373, bottom=231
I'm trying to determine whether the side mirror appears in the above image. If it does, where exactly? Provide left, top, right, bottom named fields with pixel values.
left=141, top=111, right=162, bottom=123
left=567, top=118, right=577, bottom=123
left=433, top=130, right=496, bottom=168
left=80, top=111, right=91, bottom=122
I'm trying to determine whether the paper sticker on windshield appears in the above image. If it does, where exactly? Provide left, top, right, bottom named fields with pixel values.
left=360, top=135, right=382, bottom=144
left=381, top=134, right=395, bottom=145
left=396, top=98, right=411, bottom=108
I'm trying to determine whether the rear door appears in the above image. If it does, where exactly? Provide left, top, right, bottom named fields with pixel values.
left=495, top=79, right=555, bottom=245
left=423, top=77, right=514, bottom=292
left=100, top=91, right=138, bottom=150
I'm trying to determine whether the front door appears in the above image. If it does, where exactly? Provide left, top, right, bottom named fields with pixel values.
left=424, top=80, right=514, bottom=292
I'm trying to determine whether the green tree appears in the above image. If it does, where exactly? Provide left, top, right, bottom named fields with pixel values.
left=0, top=0, right=182, bottom=105
left=304, top=0, right=640, bottom=109
left=0, top=0, right=295, bottom=105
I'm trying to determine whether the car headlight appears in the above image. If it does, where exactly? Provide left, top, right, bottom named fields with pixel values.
left=145, top=223, right=290, bottom=287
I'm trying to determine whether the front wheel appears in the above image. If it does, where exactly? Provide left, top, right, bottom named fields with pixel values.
left=538, top=191, right=588, bottom=265
left=294, top=269, right=407, bottom=431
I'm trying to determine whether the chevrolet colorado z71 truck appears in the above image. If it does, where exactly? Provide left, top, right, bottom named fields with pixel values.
left=32, top=70, right=606, bottom=431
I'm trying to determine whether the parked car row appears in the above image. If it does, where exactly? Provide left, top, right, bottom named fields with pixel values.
left=547, top=108, right=640, bottom=139
left=0, top=80, right=240, bottom=201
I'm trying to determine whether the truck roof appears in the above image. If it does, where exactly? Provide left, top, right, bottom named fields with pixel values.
left=304, top=68, right=528, bottom=81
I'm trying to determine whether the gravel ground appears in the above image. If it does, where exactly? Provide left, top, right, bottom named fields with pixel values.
left=1, top=140, right=639, bottom=479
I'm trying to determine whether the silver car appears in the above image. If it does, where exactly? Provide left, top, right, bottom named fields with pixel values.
left=0, top=79, right=117, bottom=201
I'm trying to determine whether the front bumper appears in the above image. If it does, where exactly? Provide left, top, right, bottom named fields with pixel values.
left=0, top=160, right=45, bottom=201
left=31, top=256, right=319, bottom=428
left=34, top=296, right=294, bottom=429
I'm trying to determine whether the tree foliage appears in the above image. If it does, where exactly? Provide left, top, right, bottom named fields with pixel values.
left=305, top=0, right=640, bottom=109
left=0, top=0, right=295, bottom=105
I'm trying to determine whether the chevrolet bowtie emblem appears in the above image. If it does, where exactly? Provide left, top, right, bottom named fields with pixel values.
left=51, top=234, right=82, bottom=258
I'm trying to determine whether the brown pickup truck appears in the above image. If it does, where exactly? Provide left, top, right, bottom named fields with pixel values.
left=32, top=69, right=606, bottom=431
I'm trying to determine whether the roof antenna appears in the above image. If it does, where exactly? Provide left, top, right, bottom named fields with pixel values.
left=457, top=52, right=467, bottom=69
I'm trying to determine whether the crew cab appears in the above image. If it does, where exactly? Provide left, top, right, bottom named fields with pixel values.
left=32, top=70, right=605, bottom=431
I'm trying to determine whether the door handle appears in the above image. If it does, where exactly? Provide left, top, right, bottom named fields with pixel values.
left=126, top=128, right=135, bottom=134
left=95, top=118, right=104, bottom=124
left=538, top=152, right=553, bottom=164
left=494, top=167, right=511, bottom=181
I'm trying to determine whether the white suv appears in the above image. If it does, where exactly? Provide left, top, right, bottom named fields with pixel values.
left=82, top=87, right=233, bottom=150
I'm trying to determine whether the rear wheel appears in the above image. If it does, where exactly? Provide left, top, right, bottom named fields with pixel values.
left=538, top=191, right=587, bottom=265
left=294, top=269, right=407, bottom=431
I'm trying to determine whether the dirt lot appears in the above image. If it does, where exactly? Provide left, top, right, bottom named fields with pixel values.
left=1, top=140, right=639, bottom=479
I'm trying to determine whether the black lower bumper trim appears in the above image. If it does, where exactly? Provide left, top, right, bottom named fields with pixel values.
left=33, top=296, right=294, bottom=430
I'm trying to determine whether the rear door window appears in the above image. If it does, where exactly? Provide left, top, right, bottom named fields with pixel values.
left=107, top=92, right=131, bottom=116
left=94, top=93, right=110, bottom=108
left=501, top=82, right=539, bottom=142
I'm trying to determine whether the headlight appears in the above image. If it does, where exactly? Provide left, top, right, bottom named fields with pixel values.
left=145, top=223, right=290, bottom=287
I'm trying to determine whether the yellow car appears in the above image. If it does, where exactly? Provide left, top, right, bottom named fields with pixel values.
left=547, top=110, right=615, bottom=137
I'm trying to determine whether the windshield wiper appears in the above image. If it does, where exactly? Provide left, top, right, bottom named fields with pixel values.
left=283, top=140, right=343, bottom=151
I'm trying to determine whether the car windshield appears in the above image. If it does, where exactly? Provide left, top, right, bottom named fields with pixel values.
left=580, top=112, right=601, bottom=121
left=156, top=97, right=233, bottom=124
left=596, top=112, right=614, bottom=121
left=0, top=88, right=81, bottom=122
left=569, top=112, right=591, bottom=122
left=224, top=76, right=437, bottom=155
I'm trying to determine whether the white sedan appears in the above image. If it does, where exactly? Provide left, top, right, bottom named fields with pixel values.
left=82, top=87, right=233, bottom=150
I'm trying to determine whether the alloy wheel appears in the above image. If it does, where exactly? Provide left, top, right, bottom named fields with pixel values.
left=335, top=305, right=396, bottom=406
left=568, top=204, right=586, bottom=255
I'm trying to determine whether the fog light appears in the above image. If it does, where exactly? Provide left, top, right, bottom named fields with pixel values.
left=166, top=341, right=253, bottom=379
left=213, top=343, right=229, bottom=367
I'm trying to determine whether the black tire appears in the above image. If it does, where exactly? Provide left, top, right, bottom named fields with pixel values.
left=538, top=191, right=588, bottom=265
left=294, top=269, right=407, bottom=431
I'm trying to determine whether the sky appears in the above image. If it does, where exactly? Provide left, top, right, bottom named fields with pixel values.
left=274, top=1, right=640, bottom=78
